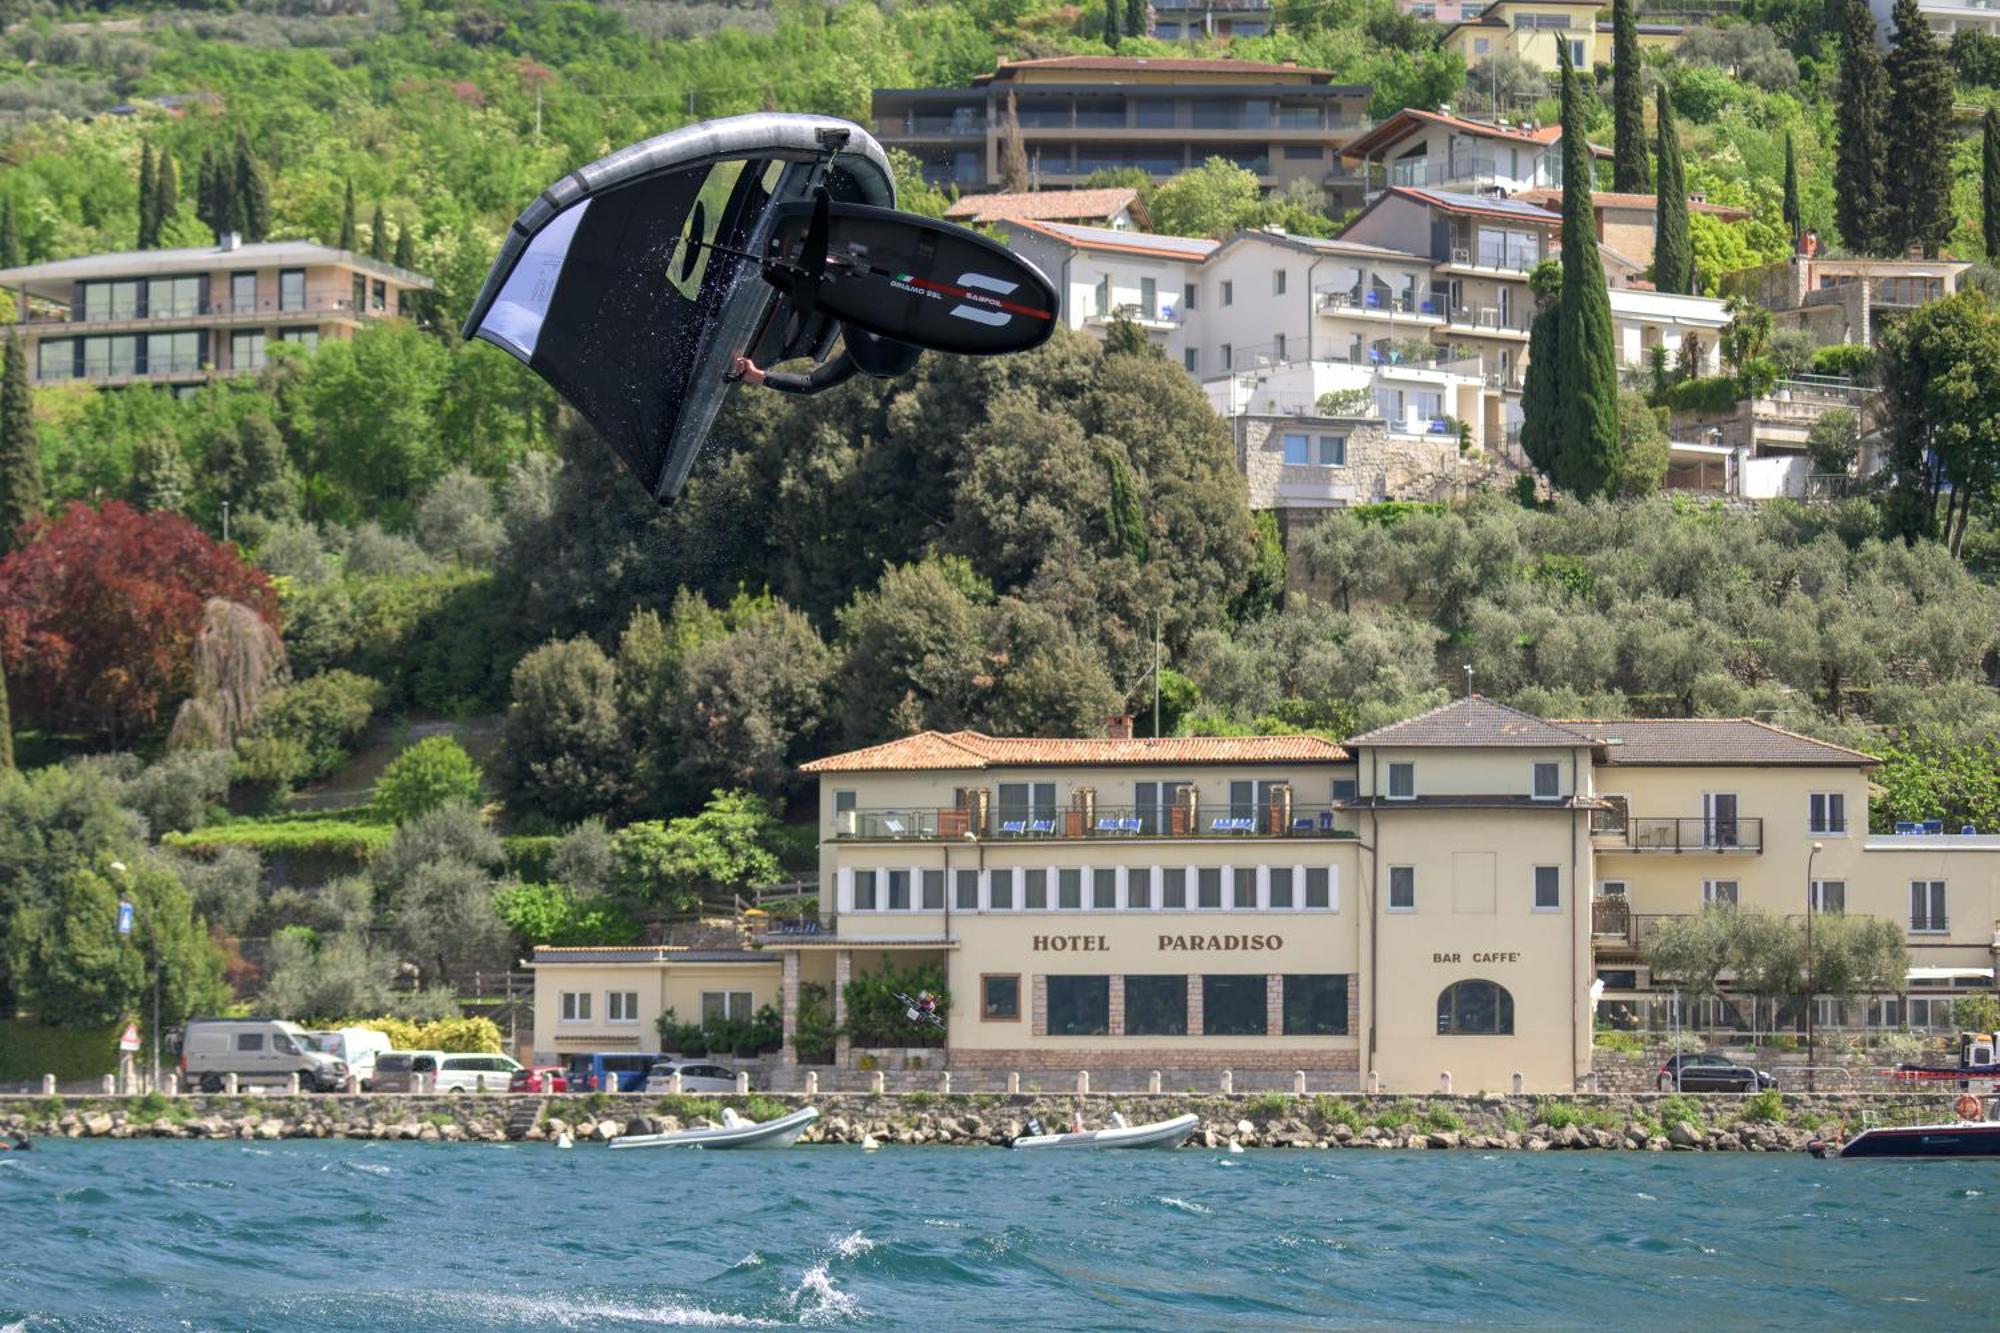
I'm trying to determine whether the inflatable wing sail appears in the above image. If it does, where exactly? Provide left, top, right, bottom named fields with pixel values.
left=464, top=113, right=1058, bottom=503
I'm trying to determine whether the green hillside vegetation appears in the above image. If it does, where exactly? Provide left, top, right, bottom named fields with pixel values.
left=0, top=1, right=1995, bottom=1057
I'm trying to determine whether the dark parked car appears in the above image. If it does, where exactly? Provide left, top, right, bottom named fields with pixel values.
left=1657, top=1052, right=1775, bottom=1092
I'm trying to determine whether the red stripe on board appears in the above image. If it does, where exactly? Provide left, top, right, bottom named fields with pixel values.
left=904, top=276, right=1052, bottom=321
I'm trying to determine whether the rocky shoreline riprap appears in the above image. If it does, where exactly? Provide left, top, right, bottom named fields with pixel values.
left=0, top=1089, right=1966, bottom=1153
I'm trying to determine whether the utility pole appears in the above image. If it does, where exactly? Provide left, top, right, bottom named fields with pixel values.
left=220, top=499, right=229, bottom=545
left=1806, top=840, right=1822, bottom=1092
left=535, top=84, right=543, bottom=143
left=1463, top=664, right=1474, bottom=697
left=1152, top=612, right=1162, bottom=738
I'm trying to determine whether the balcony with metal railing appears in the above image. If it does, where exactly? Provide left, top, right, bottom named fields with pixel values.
left=1314, top=287, right=1445, bottom=321
left=833, top=804, right=1356, bottom=841
left=15, top=291, right=392, bottom=330
left=1591, top=808, right=1764, bottom=853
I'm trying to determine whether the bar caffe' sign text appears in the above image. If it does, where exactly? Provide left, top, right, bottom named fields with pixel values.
left=1029, top=934, right=1285, bottom=952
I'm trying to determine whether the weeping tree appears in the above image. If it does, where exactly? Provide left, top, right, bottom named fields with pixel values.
left=167, top=598, right=288, bottom=751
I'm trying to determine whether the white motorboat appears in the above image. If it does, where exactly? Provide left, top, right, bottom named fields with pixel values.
left=1010, top=1112, right=1200, bottom=1150
left=609, top=1105, right=819, bottom=1150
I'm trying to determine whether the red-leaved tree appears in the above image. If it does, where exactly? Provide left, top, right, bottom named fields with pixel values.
left=0, top=502, right=280, bottom=741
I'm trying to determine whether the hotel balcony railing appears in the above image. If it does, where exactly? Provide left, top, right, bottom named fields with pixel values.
left=1316, top=288, right=1443, bottom=318
left=1444, top=305, right=1532, bottom=333
left=877, top=115, right=986, bottom=137
left=1590, top=897, right=1631, bottom=938
left=834, top=804, right=1355, bottom=841
left=18, top=293, right=390, bottom=327
left=38, top=353, right=208, bottom=383
left=1591, top=813, right=1764, bottom=853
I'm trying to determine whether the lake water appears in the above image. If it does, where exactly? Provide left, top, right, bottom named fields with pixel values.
left=1, top=1142, right=1995, bottom=1330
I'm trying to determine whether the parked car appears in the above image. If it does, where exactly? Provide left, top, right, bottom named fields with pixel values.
left=369, top=1050, right=443, bottom=1093
left=1657, top=1052, right=1775, bottom=1092
left=509, top=1065, right=567, bottom=1094
left=643, top=1060, right=742, bottom=1093
left=564, top=1052, right=656, bottom=1092
left=178, top=1018, right=348, bottom=1093
left=306, top=1028, right=394, bottom=1088
left=431, top=1053, right=525, bottom=1093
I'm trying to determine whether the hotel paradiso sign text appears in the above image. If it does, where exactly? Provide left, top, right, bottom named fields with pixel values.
left=1031, top=933, right=1286, bottom=952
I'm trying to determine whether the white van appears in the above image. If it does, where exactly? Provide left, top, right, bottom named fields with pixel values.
left=307, top=1028, right=395, bottom=1088
left=179, top=1019, right=348, bottom=1092
left=431, top=1053, right=524, bottom=1092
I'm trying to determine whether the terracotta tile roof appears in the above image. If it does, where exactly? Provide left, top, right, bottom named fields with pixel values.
left=1557, top=718, right=1881, bottom=767
left=947, top=187, right=1147, bottom=227
left=1346, top=696, right=1598, bottom=748
left=1342, top=107, right=1569, bottom=160
left=980, top=56, right=1334, bottom=81
left=1512, top=187, right=1753, bottom=221
left=800, top=729, right=1349, bottom=773
left=1005, top=219, right=1219, bottom=260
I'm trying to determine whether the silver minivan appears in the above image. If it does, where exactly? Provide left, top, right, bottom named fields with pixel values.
left=179, top=1019, right=348, bottom=1092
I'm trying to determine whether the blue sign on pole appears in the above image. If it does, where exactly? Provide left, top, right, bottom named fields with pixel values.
left=116, top=900, right=135, bottom=937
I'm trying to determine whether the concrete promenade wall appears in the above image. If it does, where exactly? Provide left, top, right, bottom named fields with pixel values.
left=0, top=1089, right=1971, bottom=1152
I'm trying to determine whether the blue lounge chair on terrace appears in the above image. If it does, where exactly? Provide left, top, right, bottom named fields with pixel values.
left=1210, top=817, right=1232, bottom=834
left=1896, top=821, right=1919, bottom=834
left=1292, top=816, right=1315, bottom=834
left=1963, top=825, right=1978, bottom=836
left=1923, top=820, right=1945, bottom=834
left=1095, top=818, right=1120, bottom=834
left=1117, top=818, right=1143, bottom=834
left=1029, top=819, right=1056, bottom=837
left=999, top=820, right=1027, bottom=836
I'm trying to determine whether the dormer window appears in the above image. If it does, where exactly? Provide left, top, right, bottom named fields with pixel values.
left=1532, top=762, right=1560, bottom=800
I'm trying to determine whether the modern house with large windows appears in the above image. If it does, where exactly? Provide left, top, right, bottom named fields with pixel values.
left=0, top=236, right=432, bottom=392
left=872, top=56, right=1373, bottom=206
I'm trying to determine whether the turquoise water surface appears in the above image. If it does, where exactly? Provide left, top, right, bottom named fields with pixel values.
left=1, top=1141, right=1996, bottom=1329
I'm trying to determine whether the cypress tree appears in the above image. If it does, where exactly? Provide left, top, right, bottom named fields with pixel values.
left=156, top=150, right=179, bottom=236
left=0, top=658, right=14, bottom=775
left=339, top=179, right=358, bottom=251
left=369, top=203, right=388, bottom=261
left=234, top=133, right=269, bottom=242
left=1885, top=0, right=1956, bottom=257
left=1653, top=86, right=1692, bottom=294
left=1781, top=131, right=1802, bottom=248
left=998, top=94, right=1030, bottom=194
left=1103, top=0, right=1119, bottom=47
left=1554, top=44, right=1622, bottom=500
left=1611, top=0, right=1650, bottom=192
left=0, top=196, right=17, bottom=267
left=195, top=147, right=216, bottom=235
left=1125, top=0, right=1147, bottom=40
left=136, top=141, right=157, bottom=249
left=1519, top=261, right=1563, bottom=479
left=0, top=333, right=42, bottom=551
left=1834, top=0, right=1891, bottom=254
left=392, top=225, right=415, bottom=270
left=1985, top=109, right=2000, bottom=258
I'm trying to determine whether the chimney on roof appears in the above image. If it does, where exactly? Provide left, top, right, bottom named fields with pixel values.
left=1688, top=191, right=1706, bottom=205
left=1104, top=714, right=1134, bottom=741
left=218, top=231, right=241, bottom=252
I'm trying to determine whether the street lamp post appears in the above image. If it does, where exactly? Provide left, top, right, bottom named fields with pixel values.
left=112, top=860, right=161, bottom=1093
left=1806, top=840, right=1823, bottom=1093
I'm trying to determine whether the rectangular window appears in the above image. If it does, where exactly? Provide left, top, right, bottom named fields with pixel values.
left=990, top=868, right=1014, bottom=911
left=1203, top=974, right=1268, bottom=1036
left=1162, top=867, right=1188, bottom=909
left=1809, top=793, right=1846, bottom=835
left=956, top=868, right=980, bottom=910
left=1140, top=275, right=1157, bottom=317
left=1533, top=865, right=1560, bottom=911
left=1387, top=762, right=1415, bottom=799
left=225, top=329, right=262, bottom=372
left=1128, top=866, right=1152, bottom=910
left=834, top=789, right=857, bottom=815
left=1229, top=781, right=1254, bottom=820
left=1232, top=867, right=1257, bottom=910
left=231, top=270, right=256, bottom=311
left=279, top=269, right=305, bottom=312
left=1331, top=778, right=1358, bottom=801
left=1318, top=435, right=1346, bottom=466
left=698, top=991, right=754, bottom=1024
left=1058, top=868, right=1082, bottom=911
left=1220, top=341, right=1232, bottom=369
left=1023, top=868, right=1048, bottom=911
left=236, top=1032, right=265, bottom=1052
left=1305, top=867, right=1331, bottom=909
left=276, top=327, right=319, bottom=350
left=887, top=869, right=911, bottom=911
left=1094, top=273, right=1111, bottom=316
left=1125, top=975, right=1188, bottom=1035
left=1599, top=880, right=1627, bottom=897
left=1703, top=879, right=1739, bottom=907
left=1273, top=332, right=1287, bottom=361
left=1532, top=762, right=1560, bottom=800
left=1273, top=269, right=1287, bottom=296
left=1283, top=975, right=1349, bottom=1035
left=353, top=273, right=366, bottom=310
left=561, top=992, right=591, bottom=1022
left=1183, top=348, right=1199, bottom=374
left=1183, top=282, right=1197, bottom=312
left=1221, top=280, right=1233, bottom=306
left=148, top=331, right=198, bottom=375
left=982, top=974, right=1020, bottom=1020
left=372, top=279, right=386, bottom=311
left=1283, top=432, right=1311, bottom=466
left=36, top=339, right=74, bottom=382
left=1046, top=975, right=1110, bottom=1035
left=1811, top=880, right=1845, bottom=914
left=606, top=991, right=639, bottom=1023
left=997, top=781, right=1058, bottom=824
left=1283, top=144, right=1323, bottom=161
left=147, top=275, right=199, bottom=319
left=1910, top=880, right=1947, bottom=932
left=1197, top=867, right=1222, bottom=909
left=854, top=870, right=878, bottom=911
left=1091, top=867, right=1117, bottom=910
left=922, top=869, right=945, bottom=910
left=1269, top=866, right=1295, bottom=909
left=1389, top=865, right=1415, bottom=911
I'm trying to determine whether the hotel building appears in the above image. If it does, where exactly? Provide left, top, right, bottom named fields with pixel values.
left=530, top=698, right=2000, bottom=1091
left=0, top=237, right=432, bottom=392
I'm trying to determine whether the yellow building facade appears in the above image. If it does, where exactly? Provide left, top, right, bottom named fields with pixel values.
left=529, top=700, right=2000, bottom=1089
left=1441, top=0, right=1683, bottom=73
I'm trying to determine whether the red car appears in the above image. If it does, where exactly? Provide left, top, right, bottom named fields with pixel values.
left=509, top=1066, right=567, bottom=1093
